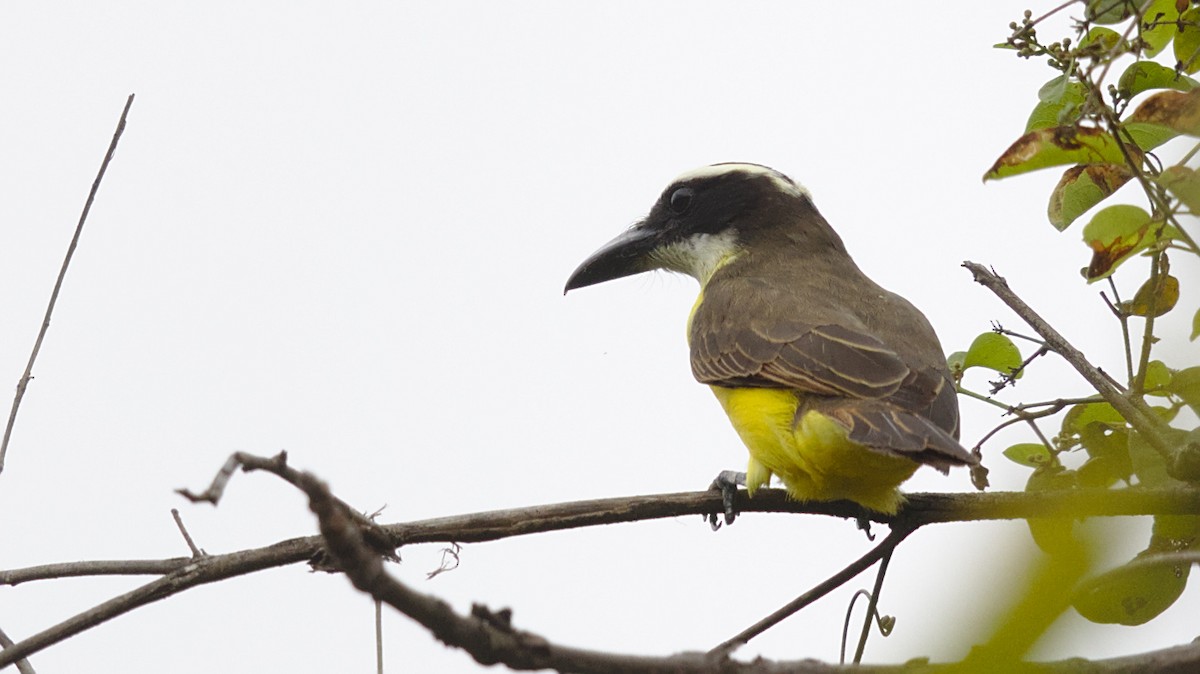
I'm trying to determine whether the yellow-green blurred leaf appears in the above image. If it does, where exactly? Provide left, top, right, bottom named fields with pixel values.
left=1079, top=424, right=1132, bottom=486
left=1072, top=553, right=1190, bottom=625
left=1026, top=466, right=1080, bottom=554
left=1129, top=274, right=1180, bottom=317
left=1087, top=0, right=1135, bottom=23
left=1144, top=360, right=1174, bottom=394
left=1158, top=165, right=1200, bottom=211
left=1118, top=61, right=1198, bottom=100
left=985, top=127, right=1132, bottom=181
left=1175, top=8, right=1200, bottom=73
left=1081, top=205, right=1155, bottom=281
left=1130, top=430, right=1171, bottom=485
left=1003, top=442, right=1053, bottom=468
left=1150, top=404, right=1181, bottom=423
left=1167, top=366, right=1200, bottom=413
left=1078, top=455, right=1124, bottom=487
left=1192, top=307, right=1200, bottom=341
left=962, top=332, right=1023, bottom=377
left=1048, top=164, right=1134, bottom=230
left=1151, top=514, right=1200, bottom=548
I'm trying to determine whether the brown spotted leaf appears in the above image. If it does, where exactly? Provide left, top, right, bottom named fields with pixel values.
left=1081, top=205, right=1155, bottom=281
left=1175, top=7, right=1200, bottom=73
left=1125, top=88, right=1200, bottom=150
left=1048, top=164, right=1134, bottom=231
left=985, top=127, right=1132, bottom=181
left=1142, top=0, right=1188, bottom=57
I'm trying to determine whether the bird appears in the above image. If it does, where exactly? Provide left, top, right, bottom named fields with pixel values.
left=564, top=163, right=977, bottom=519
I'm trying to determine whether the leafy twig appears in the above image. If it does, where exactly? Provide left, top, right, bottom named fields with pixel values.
left=963, top=262, right=1180, bottom=469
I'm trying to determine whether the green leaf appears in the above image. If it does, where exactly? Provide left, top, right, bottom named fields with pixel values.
left=962, top=332, right=1023, bottom=377
left=1048, top=164, right=1134, bottom=230
left=1149, top=403, right=1181, bottom=423
left=1079, top=425, right=1132, bottom=486
left=1166, top=366, right=1200, bottom=414
left=1079, top=26, right=1125, bottom=51
left=1130, top=430, right=1171, bottom=486
left=1129, top=274, right=1180, bottom=317
left=1073, top=553, right=1190, bottom=625
left=1117, top=61, right=1198, bottom=100
left=1144, top=360, right=1173, bottom=394
left=1175, top=8, right=1200, bottom=74
left=1063, top=402, right=1126, bottom=435
left=1151, top=514, right=1200, bottom=548
left=1192, top=307, right=1200, bottom=341
left=985, top=127, right=1133, bottom=181
left=1027, top=79, right=1088, bottom=132
left=1086, top=0, right=1135, bottom=24
left=1077, top=455, right=1124, bottom=487
left=1123, top=121, right=1186, bottom=150
left=1003, top=442, right=1054, bottom=468
left=1158, top=165, right=1200, bottom=211
left=1081, top=205, right=1155, bottom=281
left=1140, top=0, right=1184, bottom=57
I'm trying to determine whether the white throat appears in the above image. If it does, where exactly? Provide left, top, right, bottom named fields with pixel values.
left=650, top=230, right=741, bottom=285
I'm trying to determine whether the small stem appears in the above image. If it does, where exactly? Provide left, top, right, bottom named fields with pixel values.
left=853, top=546, right=895, bottom=663
left=957, top=386, right=1012, bottom=411
left=1103, top=279, right=1134, bottom=381
left=1131, top=250, right=1163, bottom=395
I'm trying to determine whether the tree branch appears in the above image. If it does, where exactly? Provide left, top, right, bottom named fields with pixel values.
left=3, top=452, right=1199, bottom=670
left=962, top=262, right=1187, bottom=475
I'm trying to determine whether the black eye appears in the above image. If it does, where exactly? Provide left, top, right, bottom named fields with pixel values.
left=668, top=187, right=694, bottom=214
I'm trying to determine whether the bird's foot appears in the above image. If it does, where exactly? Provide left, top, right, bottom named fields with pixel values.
left=855, top=515, right=875, bottom=540
left=706, top=470, right=746, bottom=531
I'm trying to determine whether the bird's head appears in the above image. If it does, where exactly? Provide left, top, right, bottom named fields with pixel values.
left=564, top=163, right=816, bottom=293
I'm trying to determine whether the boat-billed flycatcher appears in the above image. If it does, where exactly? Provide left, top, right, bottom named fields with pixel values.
left=564, top=163, right=977, bottom=516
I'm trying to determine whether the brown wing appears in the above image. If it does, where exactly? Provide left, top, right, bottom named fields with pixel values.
left=690, top=278, right=910, bottom=399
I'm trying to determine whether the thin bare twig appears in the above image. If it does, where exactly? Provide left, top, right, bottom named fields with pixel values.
left=170, top=509, right=204, bottom=558
left=709, top=524, right=915, bottom=656
left=0, top=94, right=135, bottom=475
left=375, top=599, right=384, bottom=674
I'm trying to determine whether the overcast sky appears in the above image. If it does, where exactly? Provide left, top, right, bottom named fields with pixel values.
left=2, top=3, right=1197, bottom=672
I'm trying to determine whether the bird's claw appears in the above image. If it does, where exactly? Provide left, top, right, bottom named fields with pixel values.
left=706, top=470, right=747, bottom=530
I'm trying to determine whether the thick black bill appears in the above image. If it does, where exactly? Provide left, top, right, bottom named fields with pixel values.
left=563, top=225, right=660, bottom=293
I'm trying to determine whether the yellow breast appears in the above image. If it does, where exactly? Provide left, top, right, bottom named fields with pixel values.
left=709, top=386, right=918, bottom=514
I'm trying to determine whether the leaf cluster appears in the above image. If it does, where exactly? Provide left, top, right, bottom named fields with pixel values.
left=959, top=0, right=1200, bottom=632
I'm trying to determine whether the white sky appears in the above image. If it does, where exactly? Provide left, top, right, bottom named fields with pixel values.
left=2, top=3, right=1197, bottom=672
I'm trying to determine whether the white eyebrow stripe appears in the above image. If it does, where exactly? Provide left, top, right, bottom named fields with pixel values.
left=671, top=163, right=811, bottom=199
